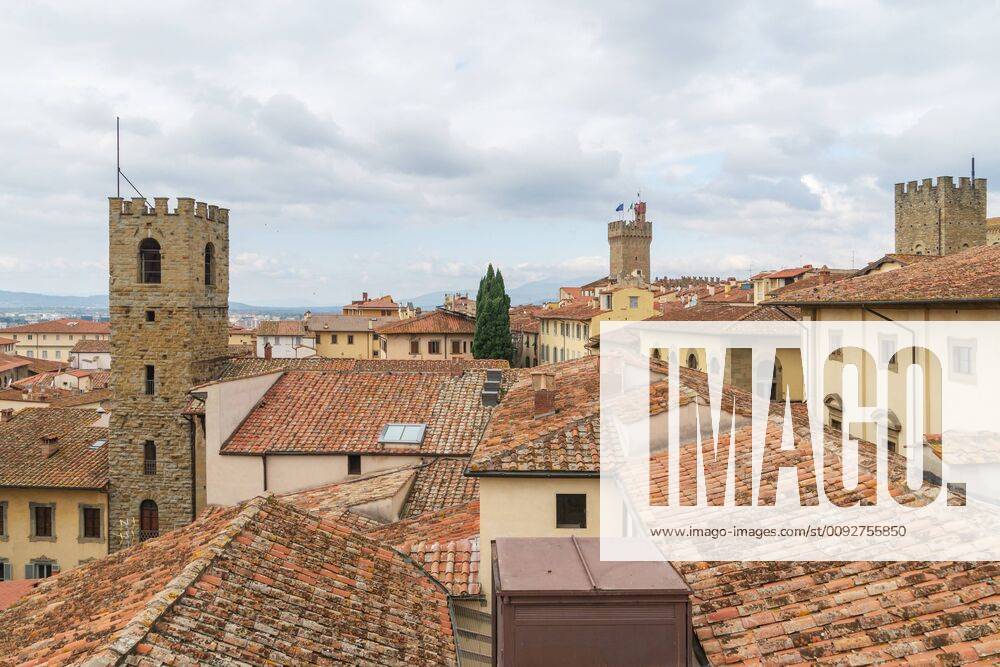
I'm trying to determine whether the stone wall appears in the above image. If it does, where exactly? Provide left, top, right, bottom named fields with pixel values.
left=108, top=197, right=229, bottom=547
left=894, top=177, right=987, bottom=255
left=608, top=219, right=652, bottom=280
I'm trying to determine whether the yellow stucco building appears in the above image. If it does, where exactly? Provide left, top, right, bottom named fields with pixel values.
left=0, top=319, right=110, bottom=364
left=0, top=408, right=109, bottom=581
left=306, top=314, right=394, bottom=359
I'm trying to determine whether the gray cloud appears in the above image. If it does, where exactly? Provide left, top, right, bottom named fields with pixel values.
left=0, top=1, right=998, bottom=303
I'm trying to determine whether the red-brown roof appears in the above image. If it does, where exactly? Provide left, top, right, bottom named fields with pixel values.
left=376, top=309, right=475, bottom=335
left=0, top=407, right=108, bottom=489
left=772, top=245, right=1000, bottom=306
left=0, top=354, right=32, bottom=374
left=48, top=387, right=113, bottom=408
left=0, top=318, right=109, bottom=335
left=401, top=456, right=479, bottom=518
left=536, top=302, right=601, bottom=321
left=347, top=294, right=399, bottom=309
left=255, top=319, right=310, bottom=337
left=215, top=356, right=510, bottom=382
left=222, top=369, right=502, bottom=455
left=648, top=303, right=756, bottom=321
left=0, top=495, right=457, bottom=665
left=0, top=337, right=15, bottom=346
left=69, top=339, right=110, bottom=354
left=0, top=580, right=38, bottom=612
left=509, top=306, right=542, bottom=334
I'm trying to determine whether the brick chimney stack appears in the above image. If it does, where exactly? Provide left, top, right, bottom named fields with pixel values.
left=819, top=266, right=831, bottom=285
left=264, top=342, right=273, bottom=360
left=531, top=369, right=556, bottom=417
left=40, top=434, right=60, bottom=458
left=0, top=408, right=13, bottom=423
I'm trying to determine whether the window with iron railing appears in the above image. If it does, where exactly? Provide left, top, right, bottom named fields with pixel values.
left=139, top=500, right=159, bottom=541
left=144, top=365, right=155, bottom=395
left=143, top=440, right=156, bottom=475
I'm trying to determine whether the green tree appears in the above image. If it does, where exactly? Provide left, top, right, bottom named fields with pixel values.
left=472, top=264, right=513, bottom=361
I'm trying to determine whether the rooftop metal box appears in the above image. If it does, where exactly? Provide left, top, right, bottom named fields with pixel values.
left=492, top=537, right=691, bottom=667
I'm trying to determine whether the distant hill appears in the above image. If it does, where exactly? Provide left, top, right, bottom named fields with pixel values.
left=0, top=290, right=108, bottom=309
left=404, top=276, right=592, bottom=310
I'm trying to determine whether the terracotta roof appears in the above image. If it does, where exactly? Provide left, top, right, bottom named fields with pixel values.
left=508, top=306, right=542, bottom=334
left=0, top=318, right=109, bottom=335
left=0, top=354, right=32, bottom=374
left=737, top=304, right=801, bottom=321
left=19, top=356, right=68, bottom=373
left=771, top=245, right=1000, bottom=306
left=852, top=253, right=938, bottom=277
left=0, top=407, right=108, bottom=489
left=0, top=388, right=46, bottom=404
left=468, top=358, right=607, bottom=474
left=702, top=287, right=754, bottom=304
left=48, top=387, right=113, bottom=408
left=0, top=495, right=456, bottom=665
left=401, top=456, right=479, bottom=518
left=579, top=276, right=613, bottom=289
left=223, top=369, right=500, bottom=456
left=0, top=337, right=15, bottom=346
left=0, top=580, right=38, bottom=612
left=69, top=339, right=110, bottom=354
left=371, top=502, right=482, bottom=596
left=306, top=314, right=395, bottom=332
left=347, top=294, right=399, bottom=308
left=255, top=319, right=310, bottom=337
left=281, top=465, right=421, bottom=530
left=536, top=302, right=601, bottom=321
left=765, top=270, right=853, bottom=298
left=215, top=356, right=510, bottom=382
left=648, top=303, right=756, bottom=321
left=759, top=265, right=814, bottom=280
left=376, top=309, right=475, bottom=335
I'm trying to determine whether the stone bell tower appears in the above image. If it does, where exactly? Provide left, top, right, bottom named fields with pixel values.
left=608, top=201, right=652, bottom=281
left=108, top=197, right=229, bottom=547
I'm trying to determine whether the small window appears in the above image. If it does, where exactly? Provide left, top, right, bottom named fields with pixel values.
left=0, top=559, right=10, bottom=582
left=31, top=503, right=54, bottom=538
left=139, top=500, right=159, bottom=541
left=138, top=238, right=161, bottom=284
left=28, top=560, right=56, bottom=579
left=204, top=243, right=216, bottom=287
left=686, top=353, right=698, bottom=370
left=629, top=296, right=639, bottom=308
left=81, top=506, right=102, bottom=539
left=451, top=340, right=461, bottom=354
left=143, top=440, right=156, bottom=475
left=428, top=340, right=441, bottom=354
left=951, top=342, right=975, bottom=376
left=830, top=418, right=842, bottom=432
left=556, top=494, right=587, bottom=529
left=347, top=335, right=354, bottom=345
left=878, top=336, right=897, bottom=371
left=332, top=334, right=338, bottom=344
left=144, top=365, right=155, bottom=395
left=348, top=454, right=361, bottom=475
left=410, top=339, right=419, bottom=355
left=145, top=310, right=156, bottom=322
left=379, top=423, right=427, bottom=445
left=0, top=501, right=6, bottom=539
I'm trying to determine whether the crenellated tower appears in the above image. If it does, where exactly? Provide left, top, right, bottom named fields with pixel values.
left=894, top=176, right=987, bottom=255
left=108, top=196, right=229, bottom=547
left=608, top=200, right=652, bottom=281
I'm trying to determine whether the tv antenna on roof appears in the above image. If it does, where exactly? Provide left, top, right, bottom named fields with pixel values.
left=971, top=154, right=976, bottom=189
left=116, top=116, right=148, bottom=204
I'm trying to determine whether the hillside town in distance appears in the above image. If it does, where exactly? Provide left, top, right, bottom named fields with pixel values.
left=0, top=172, right=999, bottom=667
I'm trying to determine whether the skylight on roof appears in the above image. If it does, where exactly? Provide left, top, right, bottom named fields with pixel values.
left=89, top=439, right=107, bottom=450
left=379, top=423, right=426, bottom=445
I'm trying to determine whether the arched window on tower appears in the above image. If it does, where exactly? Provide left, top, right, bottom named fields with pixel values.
left=204, top=242, right=215, bottom=286
left=139, top=500, right=159, bottom=541
left=138, top=238, right=161, bottom=284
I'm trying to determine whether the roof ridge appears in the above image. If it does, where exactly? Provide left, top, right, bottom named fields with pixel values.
left=87, top=494, right=273, bottom=665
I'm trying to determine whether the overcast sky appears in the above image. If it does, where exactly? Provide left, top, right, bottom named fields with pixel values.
left=1, top=1, right=998, bottom=306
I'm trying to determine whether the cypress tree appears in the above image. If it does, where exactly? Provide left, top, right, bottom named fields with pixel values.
left=472, top=264, right=512, bottom=361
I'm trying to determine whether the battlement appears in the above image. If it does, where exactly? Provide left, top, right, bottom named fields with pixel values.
left=894, top=176, right=987, bottom=197
left=108, top=196, right=229, bottom=224
left=607, top=219, right=653, bottom=237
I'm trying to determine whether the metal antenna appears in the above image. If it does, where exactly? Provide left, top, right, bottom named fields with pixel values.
left=972, top=154, right=976, bottom=188
left=116, top=116, right=120, bottom=198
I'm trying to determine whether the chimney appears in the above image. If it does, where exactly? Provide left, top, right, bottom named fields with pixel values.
left=0, top=408, right=13, bottom=423
left=362, top=291, right=369, bottom=301
left=819, top=266, right=831, bottom=285
left=531, top=369, right=556, bottom=417
left=40, top=434, right=60, bottom=458
left=264, top=342, right=273, bottom=360
left=303, top=310, right=312, bottom=323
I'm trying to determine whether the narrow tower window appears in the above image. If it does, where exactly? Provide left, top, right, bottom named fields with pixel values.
left=144, top=365, right=155, bottom=395
left=139, top=500, right=159, bottom=541
left=138, top=238, right=161, bottom=284
left=204, top=243, right=215, bottom=286
left=143, top=440, right=156, bottom=475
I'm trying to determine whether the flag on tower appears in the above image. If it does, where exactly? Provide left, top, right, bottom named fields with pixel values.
left=615, top=203, right=624, bottom=212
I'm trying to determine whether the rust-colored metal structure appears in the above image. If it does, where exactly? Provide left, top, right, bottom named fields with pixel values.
left=491, top=537, right=691, bottom=666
